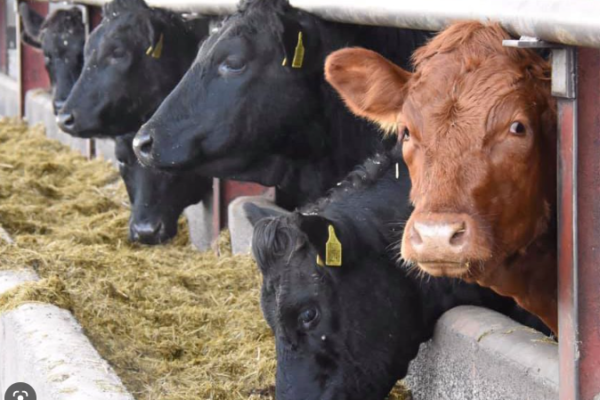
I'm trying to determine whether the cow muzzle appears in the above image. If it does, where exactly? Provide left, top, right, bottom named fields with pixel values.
left=401, top=212, right=492, bottom=277
left=129, top=220, right=173, bottom=245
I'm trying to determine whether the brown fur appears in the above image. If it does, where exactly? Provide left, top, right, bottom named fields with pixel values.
left=325, top=22, right=558, bottom=335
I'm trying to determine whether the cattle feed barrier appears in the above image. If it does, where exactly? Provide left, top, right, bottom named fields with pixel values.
left=0, top=270, right=135, bottom=400
left=60, top=0, right=600, bottom=48
left=8, top=1, right=600, bottom=399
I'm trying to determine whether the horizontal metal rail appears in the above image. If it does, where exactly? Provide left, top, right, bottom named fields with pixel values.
left=44, top=0, right=600, bottom=48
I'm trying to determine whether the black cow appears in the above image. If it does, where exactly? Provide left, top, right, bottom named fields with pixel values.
left=58, top=0, right=208, bottom=138
left=115, top=133, right=212, bottom=244
left=55, top=0, right=212, bottom=245
left=19, top=4, right=85, bottom=113
left=133, top=0, right=428, bottom=208
left=246, top=152, right=549, bottom=400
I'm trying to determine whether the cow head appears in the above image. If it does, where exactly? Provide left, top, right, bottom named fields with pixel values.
left=326, top=22, right=556, bottom=281
left=58, top=0, right=197, bottom=137
left=246, top=204, right=423, bottom=400
left=20, top=4, right=85, bottom=113
left=133, top=0, right=325, bottom=177
left=115, top=133, right=211, bottom=245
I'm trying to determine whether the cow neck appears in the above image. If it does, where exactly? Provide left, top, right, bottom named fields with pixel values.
left=246, top=22, right=423, bottom=207
left=478, top=209, right=558, bottom=335
left=274, top=26, right=393, bottom=205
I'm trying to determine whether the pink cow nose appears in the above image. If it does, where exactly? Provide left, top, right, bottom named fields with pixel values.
left=407, top=214, right=473, bottom=261
left=410, top=219, right=468, bottom=252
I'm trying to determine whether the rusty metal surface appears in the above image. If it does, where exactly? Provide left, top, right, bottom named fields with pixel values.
left=558, top=95, right=577, bottom=400
left=574, top=47, right=600, bottom=400
left=559, top=47, right=600, bottom=400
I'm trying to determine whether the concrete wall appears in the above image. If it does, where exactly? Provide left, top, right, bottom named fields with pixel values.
left=185, top=195, right=214, bottom=252
left=95, top=138, right=117, bottom=167
left=0, top=73, right=19, bottom=117
left=405, top=306, right=558, bottom=400
left=24, top=89, right=90, bottom=156
left=0, top=270, right=134, bottom=400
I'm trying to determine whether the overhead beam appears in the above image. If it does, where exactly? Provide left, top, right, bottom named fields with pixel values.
left=38, top=0, right=600, bottom=48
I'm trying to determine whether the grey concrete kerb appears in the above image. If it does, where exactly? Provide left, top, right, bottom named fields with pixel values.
left=0, top=270, right=134, bottom=400
left=228, top=195, right=289, bottom=255
left=405, top=305, right=559, bottom=400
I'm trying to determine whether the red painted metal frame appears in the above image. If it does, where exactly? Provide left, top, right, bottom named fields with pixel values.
left=0, top=0, right=7, bottom=73
left=212, top=178, right=274, bottom=238
left=18, top=0, right=49, bottom=116
left=559, top=47, right=600, bottom=400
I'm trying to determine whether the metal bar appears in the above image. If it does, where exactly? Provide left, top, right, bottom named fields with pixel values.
left=558, top=78, right=578, bottom=400
left=574, top=47, right=600, bottom=400
left=40, top=0, right=600, bottom=48
left=0, top=0, right=7, bottom=73
left=559, top=47, right=600, bottom=400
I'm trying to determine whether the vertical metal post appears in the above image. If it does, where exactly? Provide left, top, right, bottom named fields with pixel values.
left=0, top=0, right=7, bottom=73
left=557, top=47, right=578, bottom=400
left=559, top=47, right=600, bottom=400
left=212, top=178, right=274, bottom=241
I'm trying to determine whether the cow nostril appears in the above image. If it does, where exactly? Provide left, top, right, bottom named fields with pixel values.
left=133, top=130, right=154, bottom=161
left=450, top=223, right=467, bottom=246
left=57, top=112, right=75, bottom=131
left=410, top=223, right=423, bottom=246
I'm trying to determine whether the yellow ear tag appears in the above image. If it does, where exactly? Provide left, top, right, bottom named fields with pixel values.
left=146, top=33, right=164, bottom=59
left=316, top=254, right=324, bottom=266
left=325, top=225, right=342, bottom=267
left=291, top=31, right=305, bottom=69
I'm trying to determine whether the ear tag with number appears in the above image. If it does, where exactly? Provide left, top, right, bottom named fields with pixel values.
left=325, top=225, right=342, bottom=267
left=146, top=33, right=164, bottom=59
left=291, top=31, right=305, bottom=69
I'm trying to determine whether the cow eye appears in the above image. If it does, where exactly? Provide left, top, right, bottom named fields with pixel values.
left=401, top=127, right=410, bottom=141
left=111, top=47, right=126, bottom=59
left=298, top=307, right=320, bottom=329
left=219, top=57, right=246, bottom=76
left=510, top=121, right=526, bottom=136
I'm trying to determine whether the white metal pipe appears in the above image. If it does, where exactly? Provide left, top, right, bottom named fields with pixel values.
left=43, top=0, right=600, bottom=48
left=291, top=0, right=600, bottom=48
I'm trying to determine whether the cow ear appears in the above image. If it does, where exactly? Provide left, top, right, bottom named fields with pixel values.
left=297, top=214, right=343, bottom=268
left=325, top=48, right=411, bottom=133
left=244, top=203, right=286, bottom=227
left=280, top=12, right=319, bottom=70
left=19, top=3, right=44, bottom=49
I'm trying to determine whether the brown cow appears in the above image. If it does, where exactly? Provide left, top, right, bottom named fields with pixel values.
left=325, top=22, right=558, bottom=335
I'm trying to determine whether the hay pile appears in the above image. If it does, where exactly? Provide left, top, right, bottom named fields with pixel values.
left=0, top=118, right=409, bottom=400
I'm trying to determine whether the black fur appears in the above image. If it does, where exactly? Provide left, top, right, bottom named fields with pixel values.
left=19, top=4, right=85, bottom=113
left=134, top=0, right=429, bottom=208
left=59, top=0, right=208, bottom=137
left=248, top=153, right=550, bottom=400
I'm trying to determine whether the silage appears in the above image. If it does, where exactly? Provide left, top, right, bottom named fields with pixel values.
left=0, top=118, right=409, bottom=400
